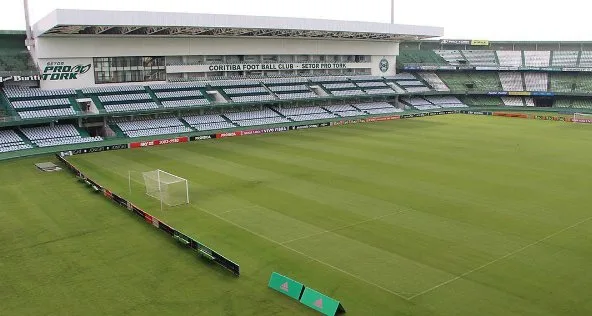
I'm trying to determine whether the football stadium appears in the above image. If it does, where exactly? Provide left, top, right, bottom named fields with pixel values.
left=1, top=3, right=592, bottom=316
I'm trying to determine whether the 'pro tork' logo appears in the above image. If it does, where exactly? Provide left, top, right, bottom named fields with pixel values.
left=42, top=62, right=92, bottom=80
left=379, top=58, right=389, bottom=73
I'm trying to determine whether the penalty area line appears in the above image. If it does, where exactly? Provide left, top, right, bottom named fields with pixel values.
left=194, top=205, right=412, bottom=301
left=280, top=210, right=404, bottom=245
left=408, top=215, right=592, bottom=300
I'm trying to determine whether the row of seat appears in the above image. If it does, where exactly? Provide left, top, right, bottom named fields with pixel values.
left=124, top=126, right=193, bottom=138
left=104, top=102, right=159, bottom=113
left=161, top=99, right=210, bottom=108
left=116, top=118, right=185, bottom=132
left=155, top=90, right=204, bottom=99
left=433, top=50, right=591, bottom=67
left=11, top=98, right=71, bottom=109
left=98, top=93, right=152, bottom=103
left=18, top=107, right=76, bottom=119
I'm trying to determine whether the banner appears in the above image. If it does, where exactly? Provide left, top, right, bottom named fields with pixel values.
left=366, top=115, right=400, bottom=122
left=563, top=67, right=592, bottom=72
left=129, top=136, right=189, bottom=148
left=190, top=134, right=216, bottom=141
left=508, top=91, right=531, bottom=96
left=63, top=144, right=129, bottom=156
left=493, top=112, right=528, bottom=118
left=216, top=131, right=243, bottom=138
left=487, top=91, right=508, bottom=96
left=167, top=62, right=369, bottom=74
left=470, top=39, right=489, bottom=46
left=332, top=119, right=366, bottom=126
left=0, top=75, right=40, bottom=83
left=440, top=39, right=470, bottom=45
left=403, top=65, right=457, bottom=71
left=56, top=153, right=240, bottom=276
left=531, top=92, right=555, bottom=97
left=289, top=122, right=331, bottom=130
left=241, top=127, right=289, bottom=136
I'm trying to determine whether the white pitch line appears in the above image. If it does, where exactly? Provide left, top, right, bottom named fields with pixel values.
left=408, top=215, right=592, bottom=300
left=280, top=211, right=402, bottom=245
left=193, top=205, right=411, bottom=301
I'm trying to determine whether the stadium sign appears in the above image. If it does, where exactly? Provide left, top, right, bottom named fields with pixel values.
left=0, top=75, right=40, bottom=83
left=379, top=58, right=390, bottom=73
left=440, top=39, right=471, bottom=45
left=41, top=61, right=92, bottom=81
left=470, top=39, right=489, bottom=46
left=207, top=63, right=349, bottom=72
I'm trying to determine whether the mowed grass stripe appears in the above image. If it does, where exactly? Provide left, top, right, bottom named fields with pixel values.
left=61, top=115, right=592, bottom=315
left=180, top=135, right=541, bottom=270
left=72, top=140, right=463, bottom=295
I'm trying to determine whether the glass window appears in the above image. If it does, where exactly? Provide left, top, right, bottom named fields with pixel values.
left=93, top=56, right=165, bottom=84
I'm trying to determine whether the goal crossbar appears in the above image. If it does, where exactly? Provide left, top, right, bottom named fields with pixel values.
left=140, top=169, right=189, bottom=208
left=573, top=113, right=592, bottom=123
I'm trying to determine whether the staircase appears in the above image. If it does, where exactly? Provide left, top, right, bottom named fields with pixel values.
left=145, top=87, right=163, bottom=106
left=108, top=124, right=127, bottom=138
left=13, top=129, right=35, bottom=147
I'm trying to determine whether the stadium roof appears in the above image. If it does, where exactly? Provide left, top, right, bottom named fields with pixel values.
left=32, top=9, right=443, bottom=41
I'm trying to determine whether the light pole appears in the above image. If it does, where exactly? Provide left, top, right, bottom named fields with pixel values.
left=391, top=0, right=394, bottom=24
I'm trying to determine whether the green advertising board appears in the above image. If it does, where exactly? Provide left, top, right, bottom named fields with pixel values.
left=268, top=272, right=305, bottom=301
left=299, top=287, right=346, bottom=316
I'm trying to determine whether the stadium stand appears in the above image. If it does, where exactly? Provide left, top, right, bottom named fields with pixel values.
left=499, top=72, right=524, bottom=91
left=551, top=51, right=579, bottom=67
left=3, top=87, right=79, bottom=120
left=462, top=95, right=503, bottom=106
left=217, top=82, right=277, bottom=103
left=182, top=113, right=236, bottom=131
left=310, top=77, right=367, bottom=97
left=400, top=96, right=431, bottom=106
left=424, top=96, right=468, bottom=108
left=434, top=50, right=466, bottom=65
left=352, top=77, right=396, bottom=95
left=223, top=107, right=290, bottom=126
left=524, top=97, right=535, bottom=107
left=469, top=72, right=503, bottom=91
left=149, top=82, right=210, bottom=108
left=0, top=31, right=36, bottom=75
left=501, top=97, right=525, bottom=106
left=574, top=74, right=592, bottom=93
left=114, top=117, right=193, bottom=138
left=397, top=50, right=447, bottom=65
left=571, top=99, right=592, bottom=109
left=578, top=51, right=592, bottom=67
left=103, top=102, right=160, bottom=113
left=20, top=124, right=102, bottom=147
left=0, top=129, right=32, bottom=153
left=323, top=104, right=365, bottom=117
left=351, top=102, right=402, bottom=114
left=385, top=73, right=432, bottom=92
left=524, top=72, right=548, bottom=91
left=523, top=51, right=551, bottom=67
left=436, top=73, right=470, bottom=91
left=549, top=73, right=576, bottom=92
left=554, top=99, right=573, bottom=108
left=462, top=50, right=497, bottom=66
left=436, top=72, right=501, bottom=91
left=496, top=51, right=523, bottom=67
left=418, top=72, right=450, bottom=91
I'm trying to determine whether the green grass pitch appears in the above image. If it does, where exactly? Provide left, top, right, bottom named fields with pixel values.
left=2, top=114, right=592, bottom=315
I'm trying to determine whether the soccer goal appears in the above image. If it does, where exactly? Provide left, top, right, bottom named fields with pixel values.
left=138, top=170, right=189, bottom=209
left=573, top=113, right=592, bottom=123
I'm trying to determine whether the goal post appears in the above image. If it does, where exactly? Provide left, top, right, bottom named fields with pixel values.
left=140, top=170, right=189, bottom=208
left=573, top=113, right=592, bottom=123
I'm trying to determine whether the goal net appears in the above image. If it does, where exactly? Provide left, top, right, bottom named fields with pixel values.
left=142, top=170, right=189, bottom=207
left=573, top=113, right=592, bottom=123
